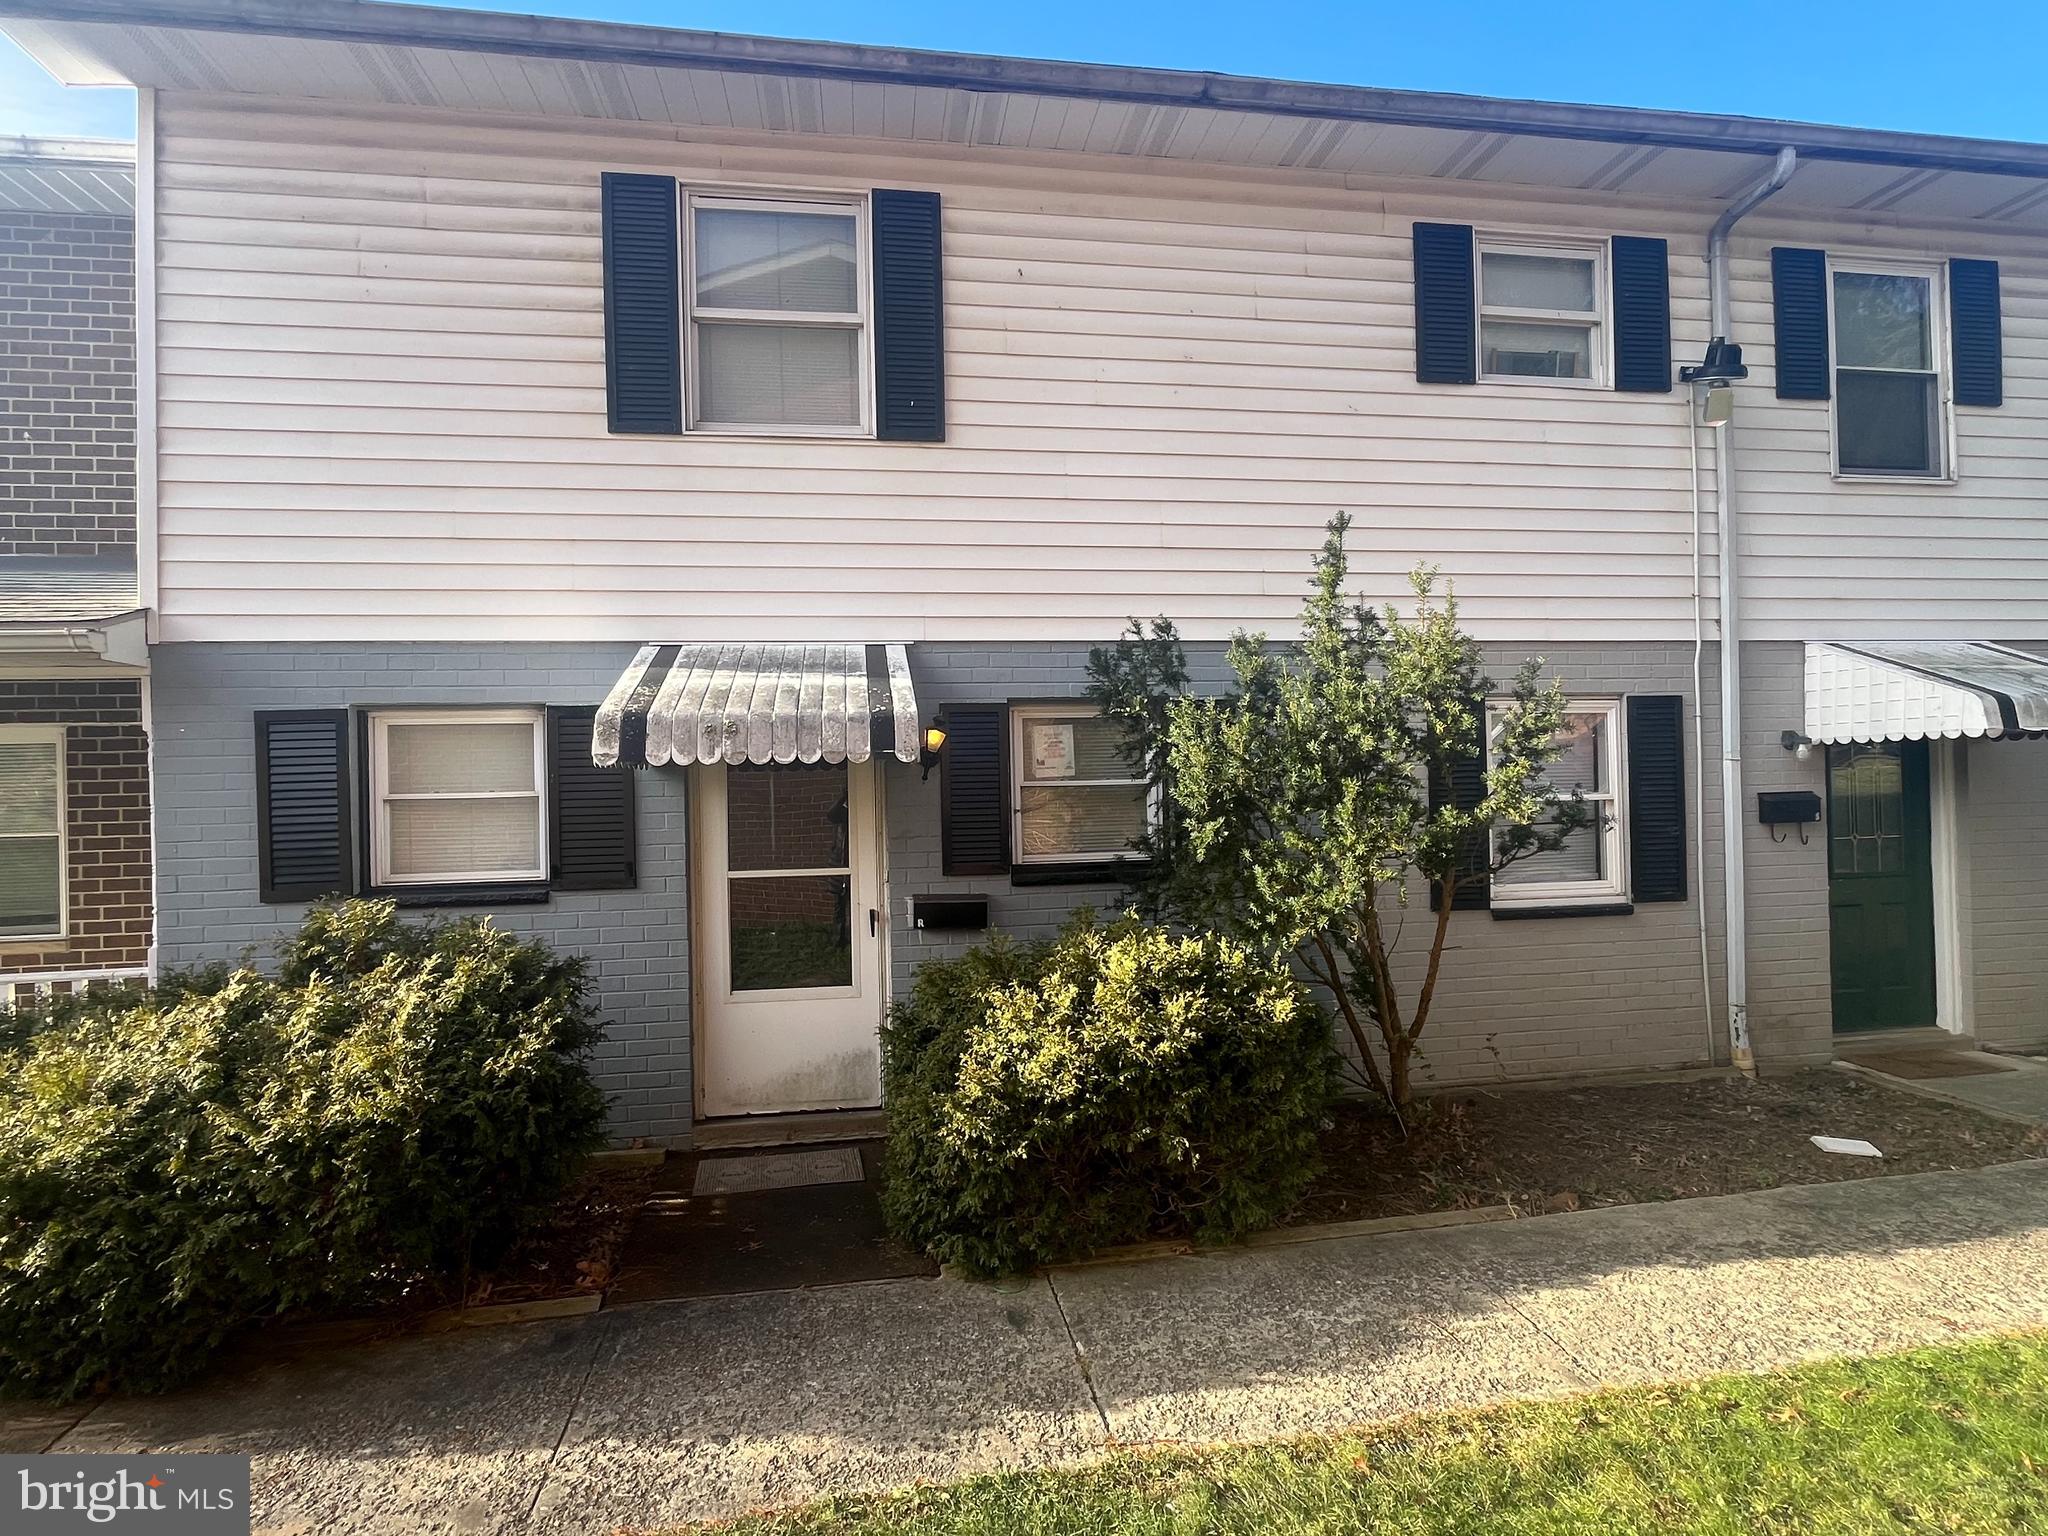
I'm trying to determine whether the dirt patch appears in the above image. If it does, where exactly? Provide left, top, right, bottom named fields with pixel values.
left=463, top=1165, right=654, bottom=1306
left=1284, top=1069, right=2048, bottom=1226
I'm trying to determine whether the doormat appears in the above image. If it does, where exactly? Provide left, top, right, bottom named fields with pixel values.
left=1847, top=1050, right=2009, bottom=1080
left=693, top=1146, right=866, bottom=1196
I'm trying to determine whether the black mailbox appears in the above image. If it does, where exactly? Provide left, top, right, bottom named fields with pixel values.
left=910, top=896, right=989, bottom=932
left=1757, top=790, right=1823, bottom=826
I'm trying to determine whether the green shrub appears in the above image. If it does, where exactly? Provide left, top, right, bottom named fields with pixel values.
left=0, top=900, right=607, bottom=1401
left=881, top=912, right=1336, bottom=1275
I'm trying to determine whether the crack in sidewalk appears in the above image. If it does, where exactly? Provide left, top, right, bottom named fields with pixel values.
left=1410, top=1228, right=1608, bottom=1391
left=1043, top=1271, right=1114, bottom=1441
left=520, top=1311, right=618, bottom=1525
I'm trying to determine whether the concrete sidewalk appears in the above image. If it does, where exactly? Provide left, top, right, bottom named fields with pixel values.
left=13, top=1160, right=2048, bottom=1534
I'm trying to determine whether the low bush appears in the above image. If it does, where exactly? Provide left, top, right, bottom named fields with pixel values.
left=880, top=912, right=1336, bottom=1275
left=0, top=900, right=608, bottom=1401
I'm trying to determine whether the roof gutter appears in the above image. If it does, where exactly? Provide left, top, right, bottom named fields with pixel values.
left=0, top=611, right=149, bottom=668
left=10, top=0, right=2048, bottom=180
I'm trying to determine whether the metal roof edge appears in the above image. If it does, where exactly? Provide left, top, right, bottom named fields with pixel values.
left=9, top=0, right=2048, bottom=179
left=0, top=134, right=136, bottom=166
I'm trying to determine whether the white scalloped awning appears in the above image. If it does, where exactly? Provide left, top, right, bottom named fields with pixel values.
left=1804, top=642, right=2048, bottom=743
left=593, top=643, right=920, bottom=767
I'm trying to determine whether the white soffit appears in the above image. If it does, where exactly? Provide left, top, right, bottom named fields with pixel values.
left=10, top=9, right=2048, bottom=228
left=1804, top=642, right=2048, bottom=744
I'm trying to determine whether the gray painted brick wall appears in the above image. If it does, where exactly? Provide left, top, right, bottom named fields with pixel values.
left=153, top=636, right=2039, bottom=1147
left=0, top=207, right=135, bottom=557
left=1739, top=642, right=1835, bottom=1070
left=891, top=640, right=1737, bottom=1092
left=1967, top=723, right=2048, bottom=1051
left=149, top=642, right=693, bottom=1146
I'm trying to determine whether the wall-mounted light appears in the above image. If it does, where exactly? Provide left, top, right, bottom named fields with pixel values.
left=1681, top=337, right=1747, bottom=427
left=920, top=716, right=947, bottom=781
left=1779, top=729, right=1817, bottom=763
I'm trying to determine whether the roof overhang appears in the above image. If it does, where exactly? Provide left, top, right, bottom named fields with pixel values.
left=9, top=0, right=2048, bottom=229
left=595, top=643, right=921, bottom=769
left=1804, top=643, right=2048, bottom=744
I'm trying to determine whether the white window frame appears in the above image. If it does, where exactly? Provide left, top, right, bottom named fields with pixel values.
left=1827, top=255, right=1953, bottom=482
left=1485, top=696, right=1628, bottom=909
left=1008, top=704, right=1157, bottom=867
left=683, top=188, right=874, bottom=438
left=368, top=708, right=548, bottom=888
left=1476, top=235, right=1609, bottom=389
left=0, top=724, right=66, bottom=944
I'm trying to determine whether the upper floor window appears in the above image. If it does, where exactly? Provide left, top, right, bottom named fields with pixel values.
left=0, top=726, right=65, bottom=942
left=368, top=709, right=547, bottom=888
left=1478, top=237, right=1607, bottom=385
left=1010, top=705, right=1154, bottom=866
left=686, top=192, right=870, bottom=436
left=1486, top=698, right=1626, bottom=908
left=1831, top=262, right=1947, bottom=478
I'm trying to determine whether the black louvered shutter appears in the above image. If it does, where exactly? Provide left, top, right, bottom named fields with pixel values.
left=256, top=710, right=353, bottom=903
left=872, top=188, right=945, bottom=442
left=548, top=705, right=636, bottom=891
left=1950, top=258, right=2003, bottom=408
left=601, top=172, right=681, bottom=434
left=1771, top=247, right=1831, bottom=400
left=940, top=703, right=1007, bottom=876
left=1626, top=694, right=1686, bottom=903
left=1413, top=222, right=1476, bottom=385
left=1427, top=727, right=1489, bottom=913
left=1611, top=235, right=1672, bottom=393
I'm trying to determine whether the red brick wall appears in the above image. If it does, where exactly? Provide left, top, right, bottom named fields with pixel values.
left=0, top=678, right=152, bottom=973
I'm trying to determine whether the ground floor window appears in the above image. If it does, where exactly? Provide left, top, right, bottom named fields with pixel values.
left=367, top=709, right=547, bottom=887
left=1009, top=704, right=1153, bottom=865
left=1487, top=697, right=1627, bottom=908
left=0, top=725, right=65, bottom=940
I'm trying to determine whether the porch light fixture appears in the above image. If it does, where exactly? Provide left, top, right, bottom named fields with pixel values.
left=1780, top=729, right=1817, bottom=763
left=1682, top=338, right=1747, bottom=426
left=921, top=717, right=947, bottom=780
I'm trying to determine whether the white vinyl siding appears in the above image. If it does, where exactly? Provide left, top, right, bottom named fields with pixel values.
left=148, top=93, right=2048, bottom=645
left=0, top=727, right=65, bottom=942
left=368, top=709, right=547, bottom=886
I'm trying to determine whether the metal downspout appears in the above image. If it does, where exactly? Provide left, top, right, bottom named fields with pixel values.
left=1708, top=146, right=1797, bottom=1075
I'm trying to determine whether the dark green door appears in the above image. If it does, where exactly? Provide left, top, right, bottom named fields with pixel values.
left=1826, top=741, right=1937, bottom=1033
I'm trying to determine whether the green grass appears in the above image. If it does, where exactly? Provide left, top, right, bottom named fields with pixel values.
left=688, top=1332, right=2048, bottom=1536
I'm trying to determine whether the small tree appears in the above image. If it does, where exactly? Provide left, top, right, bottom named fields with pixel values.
left=1088, top=512, right=1589, bottom=1108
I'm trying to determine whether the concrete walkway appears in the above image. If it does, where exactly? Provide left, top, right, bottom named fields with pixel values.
left=1846, top=1052, right=2048, bottom=1124
left=11, top=1160, right=2048, bottom=1534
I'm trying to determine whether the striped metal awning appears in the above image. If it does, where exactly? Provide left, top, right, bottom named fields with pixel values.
left=1804, top=642, right=2048, bottom=743
left=594, top=643, right=921, bottom=767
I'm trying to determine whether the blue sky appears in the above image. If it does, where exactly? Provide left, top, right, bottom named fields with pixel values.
left=9, top=0, right=2048, bottom=145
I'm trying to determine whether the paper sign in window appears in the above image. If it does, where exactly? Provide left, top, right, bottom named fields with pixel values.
left=1027, top=722, right=1077, bottom=780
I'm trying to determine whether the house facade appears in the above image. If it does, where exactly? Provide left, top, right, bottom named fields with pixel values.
left=0, top=135, right=152, bottom=1004
left=5, top=1, right=2046, bottom=1145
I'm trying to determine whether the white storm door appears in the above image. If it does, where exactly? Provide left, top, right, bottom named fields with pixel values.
left=695, top=758, right=883, bottom=1117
